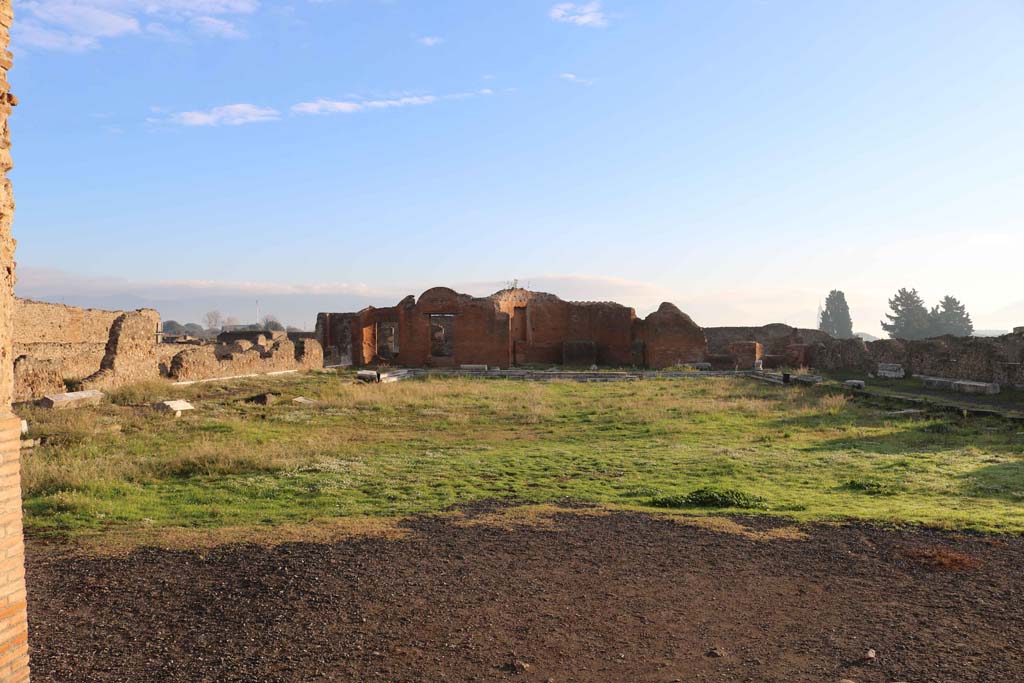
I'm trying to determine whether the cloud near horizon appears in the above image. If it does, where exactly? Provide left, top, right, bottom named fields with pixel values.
left=16, top=267, right=1022, bottom=336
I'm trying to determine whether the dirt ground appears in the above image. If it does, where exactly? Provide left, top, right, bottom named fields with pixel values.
left=25, top=507, right=1024, bottom=683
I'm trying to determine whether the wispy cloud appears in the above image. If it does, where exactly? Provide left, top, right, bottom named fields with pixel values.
left=549, top=2, right=608, bottom=28
left=559, top=72, right=593, bottom=85
left=14, top=0, right=258, bottom=51
left=158, top=103, right=280, bottom=126
left=417, top=35, right=443, bottom=47
left=292, top=89, right=493, bottom=116
left=293, top=95, right=438, bottom=115
left=191, top=16, right=246, bottom=38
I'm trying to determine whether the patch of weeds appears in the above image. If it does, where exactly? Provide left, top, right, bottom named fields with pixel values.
left=650, top=488, right=769, bottom=510
left=841, top=479, right=897, bottom=496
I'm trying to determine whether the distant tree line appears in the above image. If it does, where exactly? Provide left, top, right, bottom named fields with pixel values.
left=162, top=310, right=301, bottom=338
left=819, top=288, right=974, bottom=340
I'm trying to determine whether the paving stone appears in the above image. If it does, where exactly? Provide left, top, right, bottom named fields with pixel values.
left=39, top=390, right=104, bottom=410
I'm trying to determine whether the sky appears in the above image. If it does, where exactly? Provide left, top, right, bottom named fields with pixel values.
left=9, top=0, right=1024, bottom=333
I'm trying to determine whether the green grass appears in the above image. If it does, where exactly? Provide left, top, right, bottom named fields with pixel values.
left=17, top=371, right=1024, bottom=540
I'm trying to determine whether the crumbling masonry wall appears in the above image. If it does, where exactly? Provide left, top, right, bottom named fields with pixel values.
left=704, top=324, right=831, bottom=368
left=0, top=0, right=31, bottom=677
left=13, top=299, right=127, bottom=383
left=807, top=333, right=1024, bottom=387
left=169, top=337, right=323, bottom=382
left=13, top=299, right=161, bottom=400
left=318, top=287, right=708, bottom=370
left=79, top=310, right=162, bottom=391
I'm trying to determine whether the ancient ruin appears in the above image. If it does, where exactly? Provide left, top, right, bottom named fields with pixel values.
left=11, top=299, right=324, bottom=400
left=316, top=287, right=707, bottom=370
left=0, top=0, right=29, bottom=677
left=314, top=287, right=1024, bottom=389
left=808, top=332, right=1024, bottom=387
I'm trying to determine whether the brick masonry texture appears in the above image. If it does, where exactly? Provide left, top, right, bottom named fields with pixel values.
left=318, top=287, right=707, bottom=370
left=0, top=0, right=31, bottom=676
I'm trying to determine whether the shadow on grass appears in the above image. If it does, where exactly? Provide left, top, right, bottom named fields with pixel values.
left=790, top=415, right=1024, bottom=457
left=959, top=461, right=1024, bottom=502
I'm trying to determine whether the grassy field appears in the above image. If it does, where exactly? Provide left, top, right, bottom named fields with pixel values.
left=17, top=372, right=1024, bottom=543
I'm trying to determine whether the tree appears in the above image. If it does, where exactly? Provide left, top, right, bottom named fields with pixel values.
left=818, top=290, right=854, bottom=339
left=881, top=288, right=931, bottom=340
left=261, top=314, right=285, bottom=332
left=162, top=320, right=185, bottom=336
left=224, top=316, right=240, bottom=328
left=203, top=310, right=223, bottom=330
left=928, top=295, right=973, bottom=337
left=183, top=323, right=205, bottom=337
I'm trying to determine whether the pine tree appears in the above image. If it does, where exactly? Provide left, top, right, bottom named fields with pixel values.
left=881, top=288, right=931, bottom=340
left=928, top=295, right=973, bottom=337
left=818, top=290, right=853, bottom=338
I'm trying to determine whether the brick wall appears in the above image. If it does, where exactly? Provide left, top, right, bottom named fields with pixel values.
left=0, top=0, right=31, bottom=677
left=636, top=302, right=707, bottom=369
left=322, top=287, right=711, bottom=369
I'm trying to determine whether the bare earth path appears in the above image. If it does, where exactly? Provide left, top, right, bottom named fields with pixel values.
left=25, top=508, right=1024, bottom=683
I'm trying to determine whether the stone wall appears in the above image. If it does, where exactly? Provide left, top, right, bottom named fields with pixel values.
left=13, top=299, right=160, bottom=399
left=807, top=332, right=1024, bottom=386
left=80, top=310, right=161, bottom=391
left=168, top=337, right=324, bottom=382
left=0, top=0, right=30, bottom=677
left=319, top=287, right=709, bottom=370
left=705, top=324, right=831, bottom=368
left=13, top=299, right=126, bottom=385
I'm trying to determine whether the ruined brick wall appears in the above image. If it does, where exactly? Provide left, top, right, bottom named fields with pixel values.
left=0, top=0, right=31, bottom=676
left=322, top=287, right=708, bottom=370
left=808, top=332, right=1024, bottom=386
left=704, top=324, right=829, bottom=368
left=13, top=356, right=63, bottom=401
left=168, top=338, right=324, bottom=382
left=315, top=312, right=355, bottom=366
left=636, top=303, right=707, bottom=368
left=490, top=289, right=639, bottom=366
left=13, top=299, right=126, bottom=383
left=704, top=324, right=831, bottom=355
left=80, top=310, right=161, bottom=391
left=13, top=299, right=161, bottom=399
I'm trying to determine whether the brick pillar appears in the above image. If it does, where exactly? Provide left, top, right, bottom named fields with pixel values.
left=0, top=417, right=27, bottom=683
left=0, top=0, right=29, bottom=680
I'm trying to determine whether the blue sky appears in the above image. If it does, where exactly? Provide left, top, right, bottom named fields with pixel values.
left=10, top=0, right=1024, bottom=332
